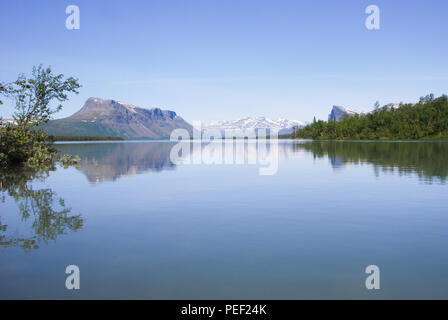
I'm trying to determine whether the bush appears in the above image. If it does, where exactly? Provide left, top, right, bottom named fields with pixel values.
left=0, top=126, right=58, bottom=168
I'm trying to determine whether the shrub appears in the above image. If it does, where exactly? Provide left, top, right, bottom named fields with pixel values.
left=0, top=126, right=57, bottom=168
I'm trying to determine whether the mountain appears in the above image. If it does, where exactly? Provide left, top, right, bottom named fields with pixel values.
left=328, top=106, right=363, bottom=121
left=203, top=117, right=307, bottom=136
left=40, top=97, right=192, bottom=139
left=56, top=142, right=176, bottom=183
left=328, top=104, right=404, bottom=121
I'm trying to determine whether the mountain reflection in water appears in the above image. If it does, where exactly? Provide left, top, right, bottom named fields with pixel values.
left=55, top=140, right=448, bottom=184
left=56, top=142, right=176, bottom=183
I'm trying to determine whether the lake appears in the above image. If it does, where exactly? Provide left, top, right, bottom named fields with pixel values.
left=1, top=140, right=447, bottom=299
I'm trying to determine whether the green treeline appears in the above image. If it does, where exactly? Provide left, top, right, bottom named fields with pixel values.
left=292, top=94, right=448, bottom=140
left=48, top=136, right=124, bottom=142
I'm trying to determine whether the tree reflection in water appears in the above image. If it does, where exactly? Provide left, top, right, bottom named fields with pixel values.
left=294, top=141, right=448, bottom=184
left=0, top=165, right=83, bottom=252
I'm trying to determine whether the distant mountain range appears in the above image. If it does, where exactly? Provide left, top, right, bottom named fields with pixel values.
left=203, top=117, right=307, bottom=136
left=39, top=100, right=307, bottom=138
left=20, top=98, right=409, bottom=139
left=39, top=97, right=193, bottom=139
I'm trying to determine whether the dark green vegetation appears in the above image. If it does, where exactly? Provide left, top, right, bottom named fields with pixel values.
left=0, top=126, right=82, bottom=168
left=1, top=126, right=55, bottom=167
left=292, top=94, right=448, bottom=140
left=0, top=65, right=81, bottom=168
left=49, top=135, right=124, bottom=141
left=294, top=140, right=448, bottom=183
left=39, top=116, right=120, bottom=137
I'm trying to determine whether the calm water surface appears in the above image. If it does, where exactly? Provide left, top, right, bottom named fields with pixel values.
left=1, top=140, right=447, bottom=299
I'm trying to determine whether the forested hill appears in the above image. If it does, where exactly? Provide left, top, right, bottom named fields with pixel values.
left=292, top=94, right=448, bottom=140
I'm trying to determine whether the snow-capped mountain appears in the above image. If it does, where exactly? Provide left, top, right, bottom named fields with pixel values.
left=203, top=116, right=307, bottom=136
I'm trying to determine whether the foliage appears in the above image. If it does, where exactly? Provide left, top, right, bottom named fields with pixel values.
left=0, top=82, right=7, bottom=105
left=0, top=126, right=57, bottom=168
left=374, top=101, right=380, bottom=110
left=0, top=66, right=83, bottom=252
left=0, top=65, right=81, bottom=167
left=292, top=94, right=448, bottom=140
left=0, top=126, right=80, bottom=168
left=9, top=65, right=80, bottom=130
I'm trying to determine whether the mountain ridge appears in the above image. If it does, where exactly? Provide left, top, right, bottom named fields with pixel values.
left=203, top=116, right=307, bottom=136
left=39, top=97, right=193, bottom=139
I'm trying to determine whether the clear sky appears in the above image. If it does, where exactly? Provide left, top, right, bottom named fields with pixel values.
left=1, top=0, right=447, bottom=123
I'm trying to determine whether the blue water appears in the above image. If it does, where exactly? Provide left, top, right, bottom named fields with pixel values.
left=1, top=140, right=447, bottom=299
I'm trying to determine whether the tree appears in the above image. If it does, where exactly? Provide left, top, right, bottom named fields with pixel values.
left=0, top=82, right=12, bottom=106
left=1, top=65, right=81, bottom=167
left=9, top=65, right=81, bottom=130
left=374, top=101, right=380, bottom=110
left=0, top=83, right=5, bottom=105
left=419, top=93, right=435, bottom=103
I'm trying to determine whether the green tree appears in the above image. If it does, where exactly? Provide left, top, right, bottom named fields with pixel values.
left=0, top=65, right=81, bottom=167
left=9, top=65, right=81, bottom=130
left=374, top=101, right=380, bottom=110
left=0, top=81, right=12, bottom=107
left=0, top=83, right=5, bottom=105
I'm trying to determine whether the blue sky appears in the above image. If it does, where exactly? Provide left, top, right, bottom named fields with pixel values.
left=1, top=0, right=447, bottom=123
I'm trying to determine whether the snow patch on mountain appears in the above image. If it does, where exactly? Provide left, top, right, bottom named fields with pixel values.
left=203, top=116, right=307, bottom=136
